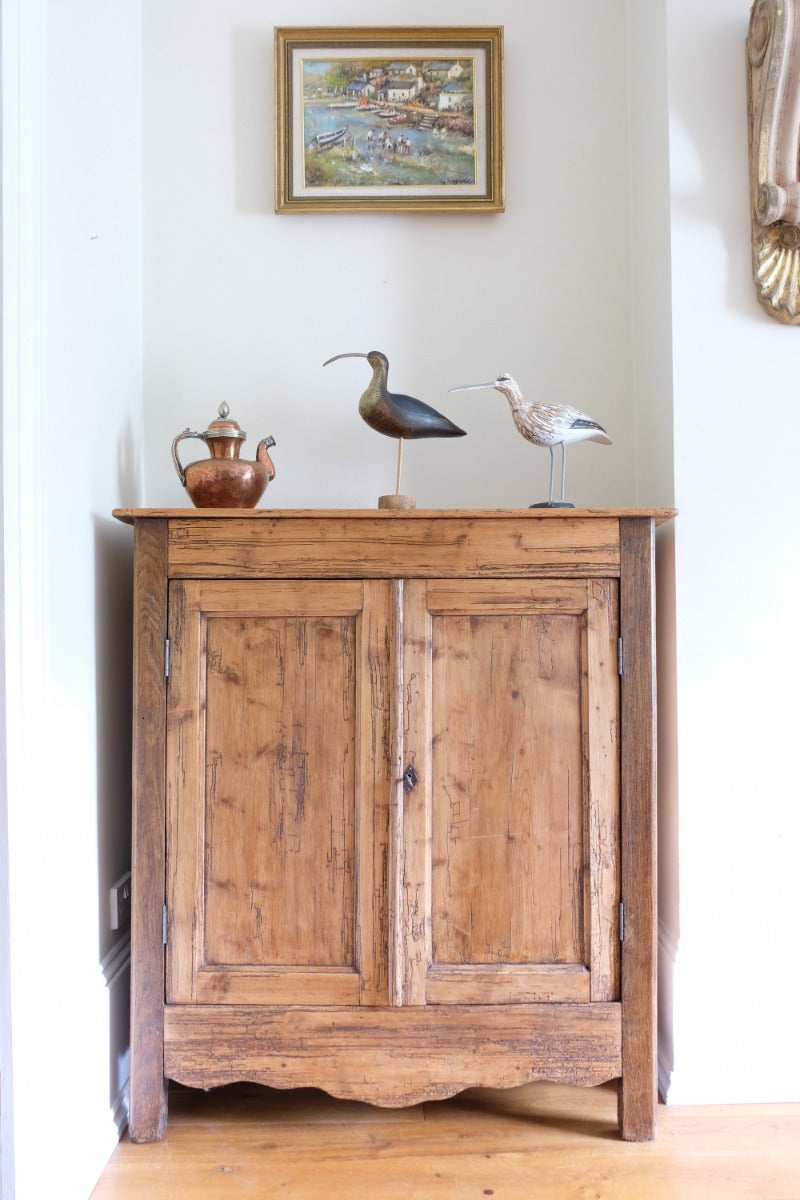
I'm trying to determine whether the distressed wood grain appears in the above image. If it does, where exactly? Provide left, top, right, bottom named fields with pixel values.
left=402, top=579, right=619, bottom=1008
left=163, top=1003, right=623, bottom=1102
left=395, top=580, right=431, bottom=1006
left=92, top=1084, right=800, bottom=1200
left=116, top=508, right=671, bottom=1143
left=166, top=515, right=622, bottom=579
left=587, top=578, right=621, bottom=1001
left=129, top=519, right=169, bottom=1143
left=166, top=579, right=392, bottom=1008
left=618, top=517, right=658, bottom=1140
left=113, top=506, right=676, bottom=524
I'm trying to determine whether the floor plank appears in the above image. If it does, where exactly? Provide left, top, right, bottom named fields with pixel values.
left=90, top=1081, right=800, bottom=1200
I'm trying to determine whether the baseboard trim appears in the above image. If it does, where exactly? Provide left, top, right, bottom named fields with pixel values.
left=102, top=935, right=131, bottom=1136
left=111, top=1080, right=129, bottom=1137
left=658, top=918, right=679, bottom=963
left=657, top=918, right=678, bottom=1102
left=101, top=932, right=131, bottom=987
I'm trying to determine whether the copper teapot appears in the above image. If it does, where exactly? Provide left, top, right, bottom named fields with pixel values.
left=172, top=403, right=276, bottom=508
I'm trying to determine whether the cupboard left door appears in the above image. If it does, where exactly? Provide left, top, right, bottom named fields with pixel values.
left=165, top=578, right=394, bottom=1007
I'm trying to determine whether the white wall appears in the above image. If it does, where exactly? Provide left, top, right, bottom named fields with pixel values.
left=143, top=0, right=637, bottom=510
left=661, top=0, right=800, bottom=1102
left=1, top=1, right=143, bottom=1197
left=3, top=6, right=798, bottom=1197
left=142, top=0, right=800, bottom=1109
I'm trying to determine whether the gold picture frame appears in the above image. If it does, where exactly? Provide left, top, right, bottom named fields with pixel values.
left=274, top=26, right=504, bottom=214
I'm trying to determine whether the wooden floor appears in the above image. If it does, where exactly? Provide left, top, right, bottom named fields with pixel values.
left=91, top=1080, right=800, bottom=1200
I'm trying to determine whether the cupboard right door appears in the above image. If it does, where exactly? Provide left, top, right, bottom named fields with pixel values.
left=396, top=578, right=620, bottom=1008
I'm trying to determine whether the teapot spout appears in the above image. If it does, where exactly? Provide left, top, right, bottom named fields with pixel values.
left=257, top=435, right=277, bottom=480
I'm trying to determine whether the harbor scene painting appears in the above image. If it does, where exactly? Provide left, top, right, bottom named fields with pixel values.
left=275, top=29, right=504, bottom=213
left=302, top=57, right=477, bottom=190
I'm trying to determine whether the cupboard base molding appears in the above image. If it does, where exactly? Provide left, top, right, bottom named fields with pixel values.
left=163, top=1003, right=623, bottom=1103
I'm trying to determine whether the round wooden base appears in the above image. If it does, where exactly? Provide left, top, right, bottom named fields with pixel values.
left=378, top=495, right=416, bottom=510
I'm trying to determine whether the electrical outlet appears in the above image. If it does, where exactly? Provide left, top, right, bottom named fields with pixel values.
left=110, top=871, right=131, bottom=932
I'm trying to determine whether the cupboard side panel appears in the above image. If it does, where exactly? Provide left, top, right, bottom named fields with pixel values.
left=618, top=518, right=658, bottom=1141
left=587, top=579, right=621, bottom=1001
left=129, top=519, right=168, bottom=1142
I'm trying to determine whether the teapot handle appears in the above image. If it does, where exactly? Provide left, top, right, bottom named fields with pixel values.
left=257, top=435, right=277, bottom=481
left=171, top=429, right=202, bottom=487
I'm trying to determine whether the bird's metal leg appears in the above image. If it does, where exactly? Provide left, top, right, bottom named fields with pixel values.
left=531, top=441, right=574, bottom=508
left=395, top=437, right=404, bottom=495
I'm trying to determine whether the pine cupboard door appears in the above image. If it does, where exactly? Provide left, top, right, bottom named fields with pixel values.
left=166, top=579, right=393, bottom=1007
left=395, top=579, right=620, bottom=1007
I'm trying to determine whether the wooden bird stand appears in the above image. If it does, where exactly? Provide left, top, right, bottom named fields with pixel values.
left=378, top=437, right=415, bottom=509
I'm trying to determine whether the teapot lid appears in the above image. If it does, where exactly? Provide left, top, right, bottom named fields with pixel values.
left=201, top=402, right=246, bottom=441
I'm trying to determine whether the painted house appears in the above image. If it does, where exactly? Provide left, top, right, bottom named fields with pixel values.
left=438, top=80, right=472, bottom=111
left=386, top=77, right=420, bottom=103
left=342, top=80, right=375, bottom=101
left=426, top=60, right=455, bottom=79
left=387, top=61, right=417, bottom=77
left=426, top=61, right=466, bottom=82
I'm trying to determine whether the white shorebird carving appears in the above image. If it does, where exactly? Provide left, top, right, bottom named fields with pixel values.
left=449, top=373, right=612, bottom=507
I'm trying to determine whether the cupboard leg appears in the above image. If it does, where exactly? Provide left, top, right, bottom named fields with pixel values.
left=618, top=518, right=658, bottom=1141
left=129, top=518, right=169, bottom=1141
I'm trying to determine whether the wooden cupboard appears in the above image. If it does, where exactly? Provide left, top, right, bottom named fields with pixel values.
left=113, top=508, right=673, bottom=1143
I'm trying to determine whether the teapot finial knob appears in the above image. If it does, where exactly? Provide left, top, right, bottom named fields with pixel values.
left=218, top=402, right=230, bottom=420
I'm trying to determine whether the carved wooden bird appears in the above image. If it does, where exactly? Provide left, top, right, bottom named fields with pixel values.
left=324, top=350, right=465, bottom=439
left=324, top=349, right=465, bottom=498
left=449, top=372, right=612, bottom=508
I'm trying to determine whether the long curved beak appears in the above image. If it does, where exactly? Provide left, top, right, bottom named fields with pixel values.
left=323, top=352, right=368, bottom=366
left=448, top=381, right=497, bottom=394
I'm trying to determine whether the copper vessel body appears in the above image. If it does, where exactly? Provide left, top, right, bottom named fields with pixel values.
left=172, top=420, right=276, bottom=509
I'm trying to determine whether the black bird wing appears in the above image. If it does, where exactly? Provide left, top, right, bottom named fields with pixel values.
left=387, top=392, right=466, bottom=439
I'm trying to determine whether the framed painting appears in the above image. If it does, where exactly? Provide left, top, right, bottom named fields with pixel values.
left=274, top=26, right=504, bottom=214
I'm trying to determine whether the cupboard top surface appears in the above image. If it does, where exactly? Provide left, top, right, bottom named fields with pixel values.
left=113, top=507, right=676, bottom=525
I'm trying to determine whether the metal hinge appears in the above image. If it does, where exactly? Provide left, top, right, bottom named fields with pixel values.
left=162, top=904, right=168, bottom=945
left=164, top=638, right=171, bottom=678
left=619, top=901, right=625, bottom=943
left=617, top=637, right=624, bottom=677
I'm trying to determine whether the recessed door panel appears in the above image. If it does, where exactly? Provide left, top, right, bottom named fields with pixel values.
left=430, top=609, right=585, bottom=968
left=397, top=579, right=620, bottom=1006
left=166, top=579, right=392, bottom=1006
left=203, top=612, right=356, bottom=969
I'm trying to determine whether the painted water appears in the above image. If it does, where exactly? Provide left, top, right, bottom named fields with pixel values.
left=303, top=104, right=476, bottom=189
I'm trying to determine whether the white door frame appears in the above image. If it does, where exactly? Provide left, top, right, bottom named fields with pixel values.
left=1, top=0, right=48, bottom=1193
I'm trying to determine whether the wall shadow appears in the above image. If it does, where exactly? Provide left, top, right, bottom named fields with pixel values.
left=94, top=513, right=135, bottom=1127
